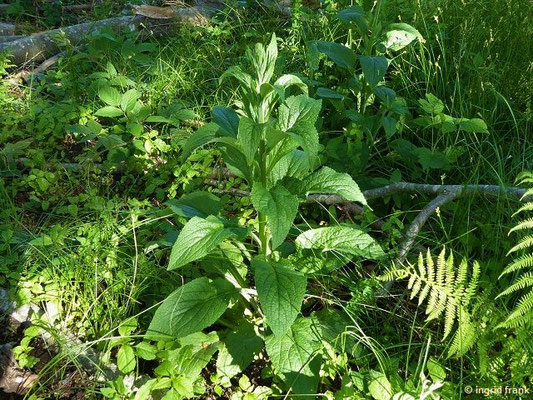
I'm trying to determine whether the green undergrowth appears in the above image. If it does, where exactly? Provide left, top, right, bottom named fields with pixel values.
left=0, top=0, right=532, bottom=399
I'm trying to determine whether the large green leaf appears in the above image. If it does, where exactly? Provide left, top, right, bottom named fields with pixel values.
left=297, top=166, right=367, bottom=204
left=212, top=106, right=239, bottom=137
left=295, top=226, right=384, bottom=260
left=360, top=56, right=389, bottom=88
left=216, top=323, right=264, bottom=378
left=314, top=41, right=357, bottom=71
left=98, top=85, right=121, bottom=107
left=237, top=117, right=264, bottom=165
left=254, top=258, right=306, bottom=336
left=181, top=122, right=219, bottom=160
left=383, top=23, right=423, bottom=51
left=368, top=370, right=393, bottom=400
left=265, top=317, right=322, bottom=397
left=278, top=95, right=322, bottom=132
left=251, top=183, right=299, bottom=249
left=165, top=191, right=221, bottom=218
left=147, top=278, right=236, bottom=339
left=337, top=5, right=368, bottom=33
left=95, top=106, right=123, bottom=118
left=168, top=216, right=235, bottom=270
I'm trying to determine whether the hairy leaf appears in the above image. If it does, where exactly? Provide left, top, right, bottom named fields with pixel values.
left=297, top=166, right=367, bottom=204
left=265, top=317, right=322, bottom=397
left=168, top=216, right=235, bottom=270
left=254, top=258, right=307, bottom=336
left=147, top=277, right=236, bottom=339
left=252, top=183, right=299, bottom=249
left=296, top=226, right=384, bottom=260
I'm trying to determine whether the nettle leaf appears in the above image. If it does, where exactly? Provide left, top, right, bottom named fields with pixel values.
left=297, top=166, right=367, bottom=204
left=181, top=122, right=219, bottom=160
left=265, top=317, right=322, bottom=396
left=296, top=226, right=385, bottom=260
left=147, top=277, right=236, bottom=339
left=98, top=85, right=121, bottom=106
left=238, top=117, right=264, bottom=165
left=254, top=258, right=306, bottom=336
left=384, top=23, right=423, bottom=51
left=168, top=216, right=236, bottom=270
left=360, top=56, right=389, bottom=88
left=166, top=191, right=221, bottom=219
left=216, top=323, right=264, bottom=378
left=314, top=40, right=357, bottom=71
left=337, top=5, right=368, bottom=33
left=279, top=95, right=322, bottom=131
left=252, top=183, right=299, bottom=249
left=213, top=106, right=239, bottom=137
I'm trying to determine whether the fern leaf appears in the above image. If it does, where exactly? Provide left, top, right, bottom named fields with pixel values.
left=499, top=254, right=533, bottom=277
left=498, top=272, right=533, bottom=297
left=509, top=217, right=533, bottom=233
left=507, top=235, right=533, bottom=254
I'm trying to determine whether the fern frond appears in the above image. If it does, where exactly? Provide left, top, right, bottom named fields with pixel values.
left=509, top=217, right=533, bottom=233
left=448, top=311, right=477, bottom=357
left=508, top=235, right=533, bottom=254
left=501, top=291, right=533, bottom=328
left=499, top=254, right=533, bottom=277
left=384, top=247, right=480, bottom=346
left=513, top=202, right=533, bottom=215
left=499, top=174, right=533, bottom=328
left=498, top=272, right=533, bottom=297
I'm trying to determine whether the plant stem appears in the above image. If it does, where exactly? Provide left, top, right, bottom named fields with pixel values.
left=257, top=140, right=270, bottom=257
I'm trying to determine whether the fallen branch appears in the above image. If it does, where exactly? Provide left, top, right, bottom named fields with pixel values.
left=363, top=181, right=529, bottom=201
left=395, top=192, right=459, bottom=263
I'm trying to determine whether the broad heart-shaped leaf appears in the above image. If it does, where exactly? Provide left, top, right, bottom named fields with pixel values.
left=295, top=225, right=385, bottom=260
left=168, top=216, right=235, bottom=270
left=165, top=191, right=221, bottom=218
left=279, top=95, right=322, bottom=131
left=337, top=5, right=368, bottom=33
left=238, top=117, right=264, bottom=165
left=360, top=56, right=389, bottom=88
left=265, top=317, right=322, bottom=397
left=216, top=323, right=264, bottom=378
left=384, top=23, right=423, bottom=51
left=147, top=277, right=236, bottom=340
left=297, top=166, right=367, bottom=205
left=251, top=183, right=299, bottom=249
left=314, top=40, right=357, bottom=71
left=212, top=106, right=239, bottom=137
left=98, top=85, right=121, bottom=106
left=181, top=122, right=219, bottom=160
left=253, top=258, right=306, bottom=336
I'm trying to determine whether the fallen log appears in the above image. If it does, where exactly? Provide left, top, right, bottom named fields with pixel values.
left=0, top=22, right=15, bottom=35
left=0, top=35, right=25, bottom=43
left=0, top=1, right=222, bottom=66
